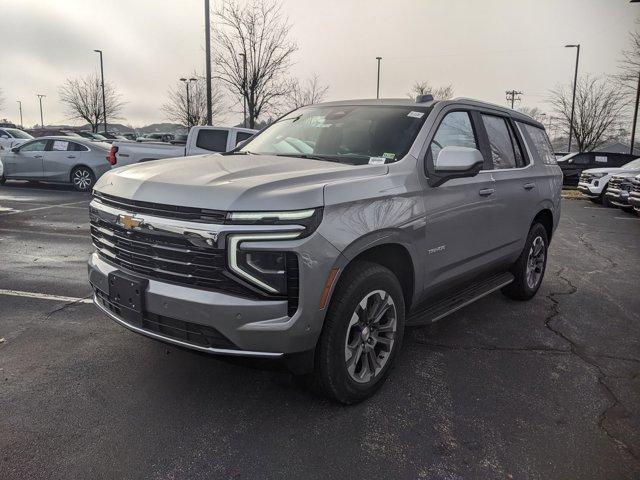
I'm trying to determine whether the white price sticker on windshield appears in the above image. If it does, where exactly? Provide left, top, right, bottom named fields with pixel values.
left=369, top=157, right=387, bottom=165
left=407, top=111, right=424, bottom=118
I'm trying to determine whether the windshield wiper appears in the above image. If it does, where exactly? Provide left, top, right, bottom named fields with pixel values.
left=275, top=153, right=342, bottom=163
left=224, top=150, right=255, bottom=155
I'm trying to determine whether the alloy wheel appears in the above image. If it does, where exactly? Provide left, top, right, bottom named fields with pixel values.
left=73, top=169, right=92, bottom=191
left=526, top=236, right=545, bottom=289
left=344, top=289, right=397, bottom=384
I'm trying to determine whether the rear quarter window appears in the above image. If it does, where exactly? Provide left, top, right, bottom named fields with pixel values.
left=518, top=123, right=557, bottom=165
left=196, top=130, right=229, bottom=152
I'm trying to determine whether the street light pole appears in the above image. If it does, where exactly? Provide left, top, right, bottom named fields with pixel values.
left=239, top=53, right=247, bottom=128
left=180, top=77, right=197, bottom=127
left=565, top=44, right=580, bottom=153
left=94, top=49, right=108, bottom=133
left=630, top=69, right=640, bottom=155
left=36, top=94, right=46, bottom=128
left=17, top=101, right=23, bottom=129
left=376, top=57, right=382, bottom=99
left=204, top=0, right=213, bottom=125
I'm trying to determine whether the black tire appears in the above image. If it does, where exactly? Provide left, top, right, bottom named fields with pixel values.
left=502, top=223, right=548, bottom=301
left=312, top=261, right=405, bottom=404
left=70, top=166, right=95, bottom=192
left=0, top=175, right=5, bottom=185
left=589, top=197, right=601, bottom=204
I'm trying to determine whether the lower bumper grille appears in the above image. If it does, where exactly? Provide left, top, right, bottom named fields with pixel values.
left=95, top=288, right=238, bottom=349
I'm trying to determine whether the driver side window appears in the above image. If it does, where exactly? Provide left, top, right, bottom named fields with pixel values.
left=429, top=111, right=477, bottom=161
left=19, top=140, right=48, bottom=152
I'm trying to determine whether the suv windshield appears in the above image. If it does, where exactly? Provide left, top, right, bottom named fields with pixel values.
left=238, top=105, right=430, bottom=165
left=622, top=158, right=640, bottom=170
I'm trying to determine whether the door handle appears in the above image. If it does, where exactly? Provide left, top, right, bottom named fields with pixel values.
left=523, top=183, right=536, bottom=190
left=479, top=188, right=495, bottom=196
left=34, top=155, right=43, bottom=158
left=67, top=156, right=76, bottom=159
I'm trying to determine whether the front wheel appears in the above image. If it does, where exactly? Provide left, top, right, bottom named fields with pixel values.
left=312, top=261, right=405, bottom=404
left=71, top=166, right=95, bottom=192
left=502, top=223, right=548, bottom=301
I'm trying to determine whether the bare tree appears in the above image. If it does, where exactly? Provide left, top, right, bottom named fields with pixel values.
left=517, top=106, right=547, bottom=123
left=287, top=74, right=329, bottom=109
left=213, top=0, right=298, bottom=128
left=407, top=81, right=454, bottom=101
left=58, top=73, right=124, bottom=132
left=161, top=74, right=225, bottom=127
left=548, top=75, right=627, bottom=152
left=616, top=24, right=640, bottom=97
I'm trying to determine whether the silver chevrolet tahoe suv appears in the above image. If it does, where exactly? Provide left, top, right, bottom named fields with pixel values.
left=88, top=97, right=562, bottom=403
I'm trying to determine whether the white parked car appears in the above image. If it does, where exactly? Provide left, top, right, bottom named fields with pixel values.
left=577, top=158, right=640, bottom=206
left=0, top=128, right=34, bottom=151
left=108, top=126, right=257, bottom=167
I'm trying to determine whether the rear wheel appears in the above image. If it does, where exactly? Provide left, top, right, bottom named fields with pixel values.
left=312, top=261, right=405, bottom=404
left=71, top=166, right=95, bottom=192
left=502, top=223, right=548, bottom=301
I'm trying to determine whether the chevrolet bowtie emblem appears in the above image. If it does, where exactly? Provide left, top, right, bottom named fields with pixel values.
left=118, top=214, right=143, bottom=231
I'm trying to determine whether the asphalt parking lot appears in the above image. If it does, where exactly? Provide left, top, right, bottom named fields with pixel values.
left=0, top=182, right=639, bottom=479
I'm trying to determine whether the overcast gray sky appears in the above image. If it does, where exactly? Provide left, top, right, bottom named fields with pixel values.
left=0, top=0, right=636, bottom=128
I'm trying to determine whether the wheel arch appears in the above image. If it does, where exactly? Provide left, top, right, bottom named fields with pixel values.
left=531, top=208, right=554, bottom=241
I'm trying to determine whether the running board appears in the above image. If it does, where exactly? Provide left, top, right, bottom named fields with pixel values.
left=406, top=272, right=514, bottom=326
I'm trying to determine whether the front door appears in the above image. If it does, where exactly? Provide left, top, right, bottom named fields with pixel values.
left=43, top=139, right=81, bottom=181
left=421, top=109, right=498, bottom=291
left=4, top=139, right=48, bottom=178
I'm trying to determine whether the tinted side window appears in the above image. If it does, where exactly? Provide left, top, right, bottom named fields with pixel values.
left=482, top=114, right=517, bottom=169
left=429, top=111, right=477, bottom=161
left=235, top=131, right=254, bottom=145
left=68, top=142, right=89, bottom=152
left=520, top=123, right=557, bottom=165
left=20, top=140, right=48, bottom=152
left=196, top=130, right=229, bottom=151
left=0, top=129, right=8, bottom=137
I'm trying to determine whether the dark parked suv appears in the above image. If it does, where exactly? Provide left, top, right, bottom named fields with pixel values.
left=557, top=152, right=637, bottom=186
left=88, top=97, right=562, bottom=403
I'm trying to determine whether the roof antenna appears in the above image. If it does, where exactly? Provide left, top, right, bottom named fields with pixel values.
left=416, top=94, right=434, bottom=103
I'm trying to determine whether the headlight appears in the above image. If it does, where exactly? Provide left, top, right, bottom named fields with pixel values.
left=227, top=208, right=323, bottom=238
left=228, top=232, right=300, bottom=294
left=590, top=172, right=606, bottom=179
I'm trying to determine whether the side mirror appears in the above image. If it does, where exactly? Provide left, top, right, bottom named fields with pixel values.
left=11, top=146, right=20, bottom=153
left=1, top=135, right=9, bottom=139
left=429, top=146, right=484, bottom=186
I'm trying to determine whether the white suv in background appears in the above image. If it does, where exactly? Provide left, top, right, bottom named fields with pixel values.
left=577, top=158, right=640, bottom=206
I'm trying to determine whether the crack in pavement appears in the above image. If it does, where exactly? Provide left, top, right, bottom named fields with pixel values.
left=43, top=295, right=93, bottom=321
left=577, top=232, right=618, bottom=269
left=544, top=266, right=639, bottom=464
left=410, top=339, right=571, bottom=355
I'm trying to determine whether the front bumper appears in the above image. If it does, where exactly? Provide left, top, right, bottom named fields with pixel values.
left=88, top=225, right=342, bottom=358
left=605, top=188, right=632, bottom=207
left=577, top=182, right=600, bottom=197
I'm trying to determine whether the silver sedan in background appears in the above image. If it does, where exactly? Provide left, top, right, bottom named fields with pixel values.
left=0, top=136, right=112, bottom=191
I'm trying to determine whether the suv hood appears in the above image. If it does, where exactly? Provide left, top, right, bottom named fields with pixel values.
left=611, top=171, right=640, bottom=180
left=582, top=167, right=627, bottom=175
left=94, top=153, right=388, bottom=211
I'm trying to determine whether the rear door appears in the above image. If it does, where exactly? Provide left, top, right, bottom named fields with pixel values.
left=422, top=108, right=498, bottom=289
left=476, top=113, right=535, bottom=262
left=189, top=129, right=229, bottom=154
left=5, top=139, right=48, bottom=178
left=43, top=139, right=87, bottom=181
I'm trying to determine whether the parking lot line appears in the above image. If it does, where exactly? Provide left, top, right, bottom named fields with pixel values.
left=0, top=228, right=88, bottom=238
left=0, top=289, right=93, bottom=304
left=614, top=216, right=639, bottom=220
left=0, top=200, right=89, bottom=215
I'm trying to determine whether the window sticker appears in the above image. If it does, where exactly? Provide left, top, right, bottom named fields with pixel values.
left=369, top=157, right=387, bottom=165
left=382, top=152, right=396, bottom=160
left=595, top=156, right=607, bottom=163
left=52, top=140, right=69, bottom=151
left=407, top=111, right=424, bottom=118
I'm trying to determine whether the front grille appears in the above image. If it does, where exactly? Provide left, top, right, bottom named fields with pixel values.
left=95, top=289, right=238, bottom=349
left=579, top=173, right=591, bottom=183
left=608, top=177, right=622, bottom=191
left=93, top=192, right=227, bottom=223
left=632, top=179, right=640, bottom=195
left=90, top=217, right=256, bottom=298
